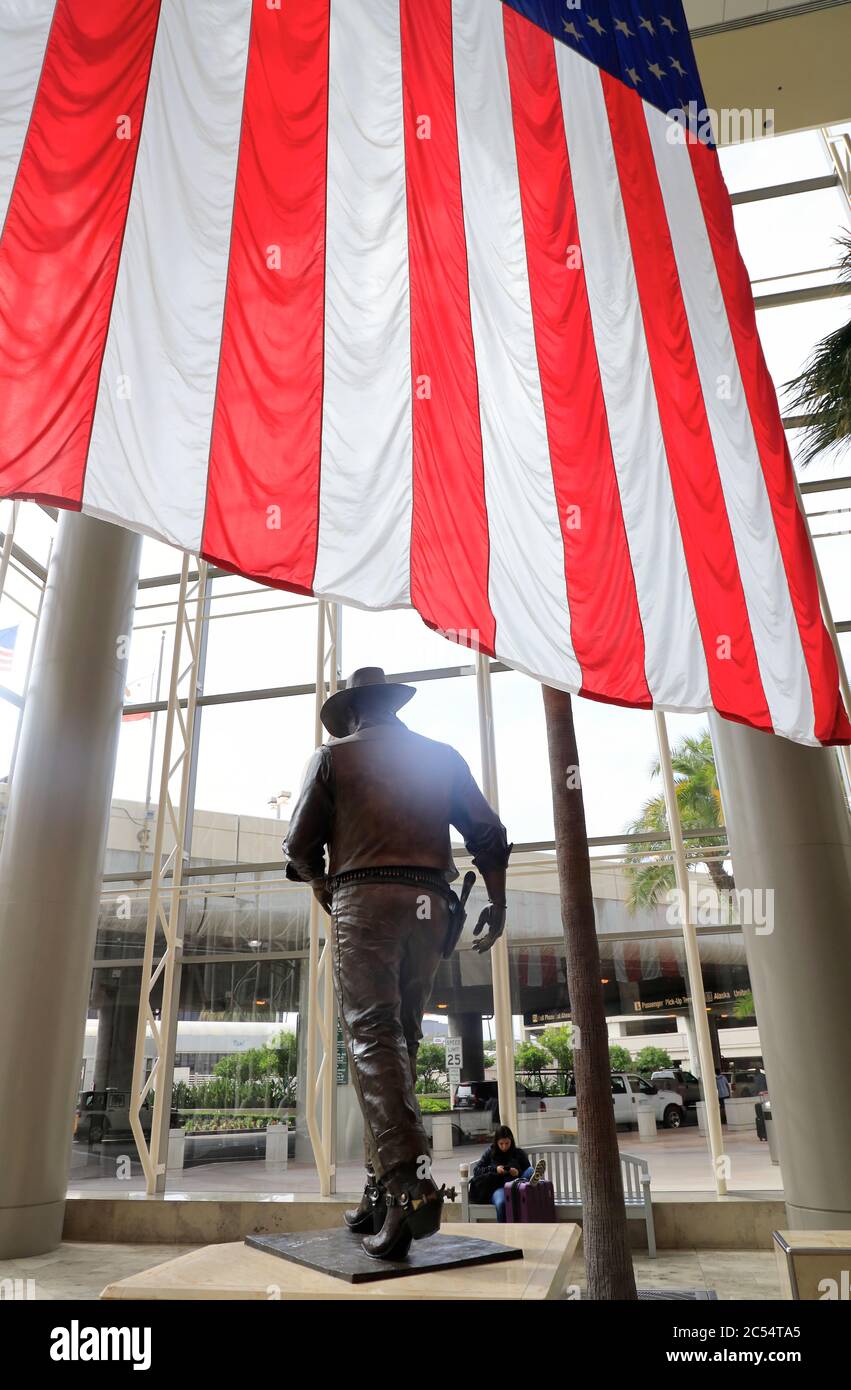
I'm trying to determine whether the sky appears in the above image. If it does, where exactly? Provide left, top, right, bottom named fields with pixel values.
left=0, top=128, right=848, bottom=848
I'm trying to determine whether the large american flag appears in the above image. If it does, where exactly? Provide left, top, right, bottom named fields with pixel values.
left=0, top=0, right=848, bottom=746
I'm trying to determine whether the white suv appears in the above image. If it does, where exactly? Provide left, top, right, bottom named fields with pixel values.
left=564, top=1072, right=685, bottom=1129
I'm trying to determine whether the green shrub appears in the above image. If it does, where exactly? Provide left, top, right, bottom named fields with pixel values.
left=633, top=1045, right=673, bottom=1075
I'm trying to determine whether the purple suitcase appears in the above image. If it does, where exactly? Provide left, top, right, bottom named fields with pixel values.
left=504, top=1177, right=556, bottom=1223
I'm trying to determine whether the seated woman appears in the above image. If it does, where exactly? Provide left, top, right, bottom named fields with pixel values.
left=470, top=1125, right=545, bottom=1222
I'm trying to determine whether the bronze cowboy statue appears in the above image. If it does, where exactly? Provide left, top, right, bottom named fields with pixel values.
left=283, top=667, right=511, bottom=1260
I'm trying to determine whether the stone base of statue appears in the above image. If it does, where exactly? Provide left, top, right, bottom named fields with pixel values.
left=245, top=1227, right=522, bottom=1284
left=98, top=1224, right=580, bottom=1300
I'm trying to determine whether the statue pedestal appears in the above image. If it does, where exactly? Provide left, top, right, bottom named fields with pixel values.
left=246, top=1228, right=521, bottom=1283
left=99, top=1223, right=580, bottom=1301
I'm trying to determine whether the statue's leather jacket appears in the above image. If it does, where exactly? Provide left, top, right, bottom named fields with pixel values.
left=283, top=719, right=510, bottom=884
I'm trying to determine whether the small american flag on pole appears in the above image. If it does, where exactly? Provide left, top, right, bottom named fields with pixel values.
left=0, top=0, right=847, bottom=746
left=0, top=626, right=18, bottom=673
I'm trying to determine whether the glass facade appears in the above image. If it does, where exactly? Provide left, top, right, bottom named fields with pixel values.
left=0, top=123, right=848, bottom=1204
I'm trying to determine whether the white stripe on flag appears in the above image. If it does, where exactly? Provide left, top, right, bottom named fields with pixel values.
left=554, top=45, right=710, bottom=712
left=82, top=0, right=252, bottom=551
left=0, top=0, right=55, bottom=234
left=313, top=0, right=412, bottom=608
left=644, top=104, right=816, bottom=744
left=452, top=0, right=579, bottom=689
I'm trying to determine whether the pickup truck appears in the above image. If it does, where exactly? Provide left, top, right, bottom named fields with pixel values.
left=564, top=1071, right=685, bottom=1129
left=651, top=1068, right=703, bottom=1108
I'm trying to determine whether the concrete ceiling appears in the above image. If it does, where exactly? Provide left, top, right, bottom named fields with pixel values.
left=690, top=1, right=851, bottom=137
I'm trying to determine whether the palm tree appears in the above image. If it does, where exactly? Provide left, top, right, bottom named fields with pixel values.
left=625, top=730, right=733, bottom=910
left=542, top=685, right=637, bottom=1300
left=734, top=990, right=755, bottom=1021
left=785, top=233, right=851, bottom=463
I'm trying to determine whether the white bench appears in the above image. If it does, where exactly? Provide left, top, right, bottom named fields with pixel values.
left=458, top=1143, right=656, bottom=1258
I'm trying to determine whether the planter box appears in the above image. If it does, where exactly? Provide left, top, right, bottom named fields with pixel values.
left=637, top=1102, right=658, bottom=1142
left=265, top=1124, right=289, bottom=1170
left=725, top=1096, right=760, bottom=1132
left=431, top=1113, right=454, bottom=1157
left=167, top=1128, right=186, bottom=1171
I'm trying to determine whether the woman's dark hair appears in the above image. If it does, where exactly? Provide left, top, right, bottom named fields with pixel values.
left=491, top=1124, right=516, bottom=1155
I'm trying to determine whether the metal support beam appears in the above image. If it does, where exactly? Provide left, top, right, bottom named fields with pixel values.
left=729, top=172, right=840, bottom=205
left=129, top=556, right=209, bottom=1194
left=304, top=600, right=340, bottom=1195
left=475, top=653, right=517, bottom=1137
left=654, top=711, right=728, bottom=1198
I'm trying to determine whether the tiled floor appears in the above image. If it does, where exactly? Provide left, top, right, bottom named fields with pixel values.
left=0, top=1240, right=782, bottom=1301
left=67, top=1127, right=783, bottom=1198
left=572, top=1250, right=782, bottom=1301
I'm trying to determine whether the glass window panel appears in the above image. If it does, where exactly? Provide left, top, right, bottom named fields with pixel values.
left=342, top=605, right=477, bottom=674
left=202, top=584, right=318, bottom=695
left=733, top=187, right=849, bottom=284
left=718, top=129, right=831, bottom=194
left=757, top=295, right=851, bottom=406
left=191, top=693, right=316, bottom=835
left=7, top=498, right=57, bottom=568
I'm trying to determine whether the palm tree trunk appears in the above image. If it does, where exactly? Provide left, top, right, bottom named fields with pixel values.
left=542, top=684, right=637, bottom=1300
left=706, top=858, right=735, bottom=895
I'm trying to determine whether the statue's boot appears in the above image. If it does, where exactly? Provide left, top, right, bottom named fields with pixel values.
left=361, top=1163, right=444, bottom=1260
left=343, top=1164, right=386, bottom=1233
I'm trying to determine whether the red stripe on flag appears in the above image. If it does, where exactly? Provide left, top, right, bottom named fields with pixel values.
left=201, top=0, right=330, bottom=595
left=504, top=10, right=650, bottom=707
left=688, top=141, right=851, bottom=745
left=601, top=74, right=772, bottom=734
left=0, top=0, right=161, bottom=507
left=400, top=0, right=495, bottom=656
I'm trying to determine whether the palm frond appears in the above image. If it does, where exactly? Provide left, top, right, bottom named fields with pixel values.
left=785, top=233, right=851, bottom=466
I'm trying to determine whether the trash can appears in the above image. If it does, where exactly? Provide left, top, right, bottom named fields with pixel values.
left=761, top=1100, right=780, bottom=1166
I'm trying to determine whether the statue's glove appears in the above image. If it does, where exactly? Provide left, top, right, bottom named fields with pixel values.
left=311, top=876, right=333, bottom=915
left=471, top=902, right=507, bottom=954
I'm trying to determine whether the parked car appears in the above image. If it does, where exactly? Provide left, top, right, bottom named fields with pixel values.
left=74, top=1089, right=148, bottom=1144
left=453, top=1080, right=547, bottom=1118
left=731, top=1068, right=767, bottom=1097
left=74, top=1089, right=178, bottom=1144
left=651, top=1068, right=703, bottom=1108
left=564, top=1072, right=685, bottom=1129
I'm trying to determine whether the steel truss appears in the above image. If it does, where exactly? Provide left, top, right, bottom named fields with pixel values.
left=304, top=600, right=341, bottom=1194
left=130, top=555, right=209, bottom=1193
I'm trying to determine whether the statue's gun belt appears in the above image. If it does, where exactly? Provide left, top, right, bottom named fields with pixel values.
left=329, top=865, right=477, bottom=960
left=329, top=866, right=454, bottom=898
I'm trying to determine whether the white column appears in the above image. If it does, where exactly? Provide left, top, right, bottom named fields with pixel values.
left=0, top=513, right=142, bottom=1256
left=710, top=712, right=851, bottom=1227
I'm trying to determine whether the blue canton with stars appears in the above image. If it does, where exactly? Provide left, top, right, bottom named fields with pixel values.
left=503, top=0, right=711, bottom=142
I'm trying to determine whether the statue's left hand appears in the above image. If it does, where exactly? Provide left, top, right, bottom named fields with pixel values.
left=311, top=877, right=333, bottom=915
left=472, top=902, right=506, bottom=954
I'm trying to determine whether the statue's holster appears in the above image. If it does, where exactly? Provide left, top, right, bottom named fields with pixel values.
left=442, top=870, right=477, bottom=959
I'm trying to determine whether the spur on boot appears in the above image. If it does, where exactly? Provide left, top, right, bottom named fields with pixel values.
left=361, top=1165, right=444, bottom=1260
left=343, top=1166, right=385, bottom=1233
